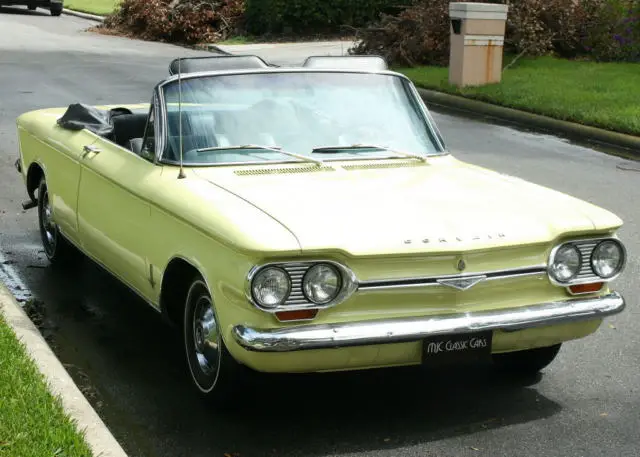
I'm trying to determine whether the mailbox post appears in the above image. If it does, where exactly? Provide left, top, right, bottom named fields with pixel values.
left=448, top=2, right=509, bottom=87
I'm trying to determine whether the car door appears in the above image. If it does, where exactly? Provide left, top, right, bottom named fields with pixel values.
left=76, top=106, right=159, bottom=300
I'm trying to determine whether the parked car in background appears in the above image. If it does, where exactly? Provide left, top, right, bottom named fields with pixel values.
left=0, top=0, right=63, bottom=16
left=14, top=54, right=628, bottom=406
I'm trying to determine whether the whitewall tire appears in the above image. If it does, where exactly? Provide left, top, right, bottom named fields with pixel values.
left=182, top=275, right=245, bottom=406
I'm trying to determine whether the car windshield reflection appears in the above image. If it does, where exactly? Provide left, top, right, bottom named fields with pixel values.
left=160, top=71, right=443, bottom=165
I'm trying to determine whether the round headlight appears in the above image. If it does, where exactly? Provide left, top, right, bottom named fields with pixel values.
left=251, top=267, right=291, bottom=308
left=549, top=244, right=582, bottom=283
left=591, top=240, right=624, bottom=279
left=303, top=264, right=342, bottom=304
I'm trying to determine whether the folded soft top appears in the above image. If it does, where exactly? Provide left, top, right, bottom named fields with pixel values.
left=57, top=103, right=133, bottom=138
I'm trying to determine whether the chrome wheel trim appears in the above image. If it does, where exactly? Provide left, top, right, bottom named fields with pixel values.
left=193, top=296, right=219, bottom=376
left=184, top=279, right=222, bottom=393
left=39, top=186, right=57, bottom=257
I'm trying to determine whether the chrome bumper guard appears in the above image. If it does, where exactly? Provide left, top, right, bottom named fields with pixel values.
left=232, top=292, right=625, bottom=353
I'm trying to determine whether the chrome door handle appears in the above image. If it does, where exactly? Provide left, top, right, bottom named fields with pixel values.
left=82, top=144, right=101, bottom=157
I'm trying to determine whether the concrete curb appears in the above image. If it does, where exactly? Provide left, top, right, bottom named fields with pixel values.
left=63, top=8, right=104, bottom=22
left=0, top=283, right=128, bottom=457
left=206, top=44, right=233, bottom=55
left=417, top=88, right=640, bottom=154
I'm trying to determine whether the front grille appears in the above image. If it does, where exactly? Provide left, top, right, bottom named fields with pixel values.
left=358, top=265, right=547, bottom=290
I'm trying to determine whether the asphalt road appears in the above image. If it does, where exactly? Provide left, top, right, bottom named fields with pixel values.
left=1, top=8, right=639, bottom=457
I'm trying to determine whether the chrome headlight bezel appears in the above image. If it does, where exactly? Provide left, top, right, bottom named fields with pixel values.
left=548, top=243, right=582, bottom=284
left=548, top=237, right=626, bottom=287
left=250, top=266, right=292, bottom=309
left=246, top=260, right=358, bottom=313
left=591, top=239, right=626, bottom=279
left=302, top=263, right=343, bottom=305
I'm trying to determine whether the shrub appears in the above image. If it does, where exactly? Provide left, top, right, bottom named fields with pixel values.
left=244, top=0, right=407, bottom=35
left=349, top=0, right=487, bottom=67
left=103, top=0, right=245, bottom=44
left=350, top=0, right=640, bottom=67
left=582, top=0, right=640, bottom=62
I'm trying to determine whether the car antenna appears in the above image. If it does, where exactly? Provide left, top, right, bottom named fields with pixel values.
left=177, top=57, right=186, bottom=179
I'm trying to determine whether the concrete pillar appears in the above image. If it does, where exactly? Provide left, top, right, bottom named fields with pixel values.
left=448, top=2, right=509, bottom=87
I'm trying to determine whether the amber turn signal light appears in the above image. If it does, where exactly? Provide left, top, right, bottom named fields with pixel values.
left=569, top=282, right=604, bottom=294
left=276, top=309, right=319, bottom=322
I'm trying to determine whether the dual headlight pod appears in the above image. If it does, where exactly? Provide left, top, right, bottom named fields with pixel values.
left=250, top=262, right=352, bottom=311
left=548, top=238, right=625, bottom=284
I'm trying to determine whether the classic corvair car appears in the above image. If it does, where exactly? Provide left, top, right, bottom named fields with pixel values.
left=15, top=54, right=627, bottom=405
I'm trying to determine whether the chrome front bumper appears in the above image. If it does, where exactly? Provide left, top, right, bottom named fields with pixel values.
left=232, top=292, right=625, bottom=353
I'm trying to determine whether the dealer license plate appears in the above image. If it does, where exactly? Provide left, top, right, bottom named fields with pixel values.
left=422, top=331, right=493, bottom=366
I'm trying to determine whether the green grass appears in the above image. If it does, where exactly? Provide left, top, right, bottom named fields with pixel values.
left=398, top=56, right=640, bottom=136
left=216, top=36, right=257, bottom=45
left=64, top=0, right=118, bottom=15
left=0, top=315, right=93, bottom=457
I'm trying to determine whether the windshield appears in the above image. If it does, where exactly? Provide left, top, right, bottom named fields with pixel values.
left=160, top=71, right=443, bottom=165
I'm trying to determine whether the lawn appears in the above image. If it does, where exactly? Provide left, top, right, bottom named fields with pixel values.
left=0, top=314, right=93, bottom=457
left=64, top=0, right=118, bottom=15
left=398, top=56, right=640, bottom=136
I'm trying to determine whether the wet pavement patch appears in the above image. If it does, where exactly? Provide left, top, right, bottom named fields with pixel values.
left=20, top=296, right=106, bottom=413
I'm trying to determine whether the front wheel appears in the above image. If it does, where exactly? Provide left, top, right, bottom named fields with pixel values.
left=183, top=276, right=246, bottom=407
left=50, top=3, right=63, bottom=16
left=37, top=177, right=77, bottom=265
left=492, top=343, right=562, bottom=376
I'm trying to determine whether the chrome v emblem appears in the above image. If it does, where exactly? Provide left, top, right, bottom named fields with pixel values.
left=437, top=275, right=487, bottom=291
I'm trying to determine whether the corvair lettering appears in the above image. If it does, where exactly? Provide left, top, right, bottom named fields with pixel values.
left=405, top=233, right=506, bottom=245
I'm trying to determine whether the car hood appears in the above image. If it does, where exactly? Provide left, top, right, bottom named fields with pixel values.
left=192, top=157, right=622, bottom=256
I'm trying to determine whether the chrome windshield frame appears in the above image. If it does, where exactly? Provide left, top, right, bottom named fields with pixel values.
left=152, top=67, right=450, bottom=166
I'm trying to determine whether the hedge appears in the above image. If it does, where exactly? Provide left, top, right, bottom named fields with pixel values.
left=245, top=0, right=408, bottom=35
left=352, top=0, right=640, bottom=66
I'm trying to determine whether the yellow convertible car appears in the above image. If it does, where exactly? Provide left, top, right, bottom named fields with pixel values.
left=14, top=55, right=627, bottom=404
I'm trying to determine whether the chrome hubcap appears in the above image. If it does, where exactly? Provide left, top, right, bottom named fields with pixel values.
left=192, top=296, right=220, bottom=376
left=41, top=189, right=57, bottom=252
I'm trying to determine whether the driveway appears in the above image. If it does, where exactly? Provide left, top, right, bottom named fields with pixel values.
left=1, top=7, right=639, bottom=457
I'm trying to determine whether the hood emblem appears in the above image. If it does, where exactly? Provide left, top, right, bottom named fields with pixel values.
left=457, top=259, right=466, bottom=271
left=437, top=275, right=486, bottom=291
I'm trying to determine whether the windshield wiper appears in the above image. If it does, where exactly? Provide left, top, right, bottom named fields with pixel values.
left=311, top=144, right=427, bottom=162
left=196, top=144, right=324, bottom=166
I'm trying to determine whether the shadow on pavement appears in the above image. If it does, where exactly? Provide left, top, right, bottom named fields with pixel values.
left=32, top=256, right=563, bottom=457
left=0, top=5, right=49, bottom=16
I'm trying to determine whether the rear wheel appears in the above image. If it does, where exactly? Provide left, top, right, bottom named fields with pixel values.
left=182, top=276, right=246, bottom=407
left=50, top=3, right=62, bottom=16
left=492, top=343, right=562, bottom=376
left=37, top=177, right=76, bottom=265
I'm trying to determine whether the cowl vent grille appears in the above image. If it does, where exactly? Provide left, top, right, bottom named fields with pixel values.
left=342, top=161, right=428, bottom=171
left=235, top=166, right=335, bottom=176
